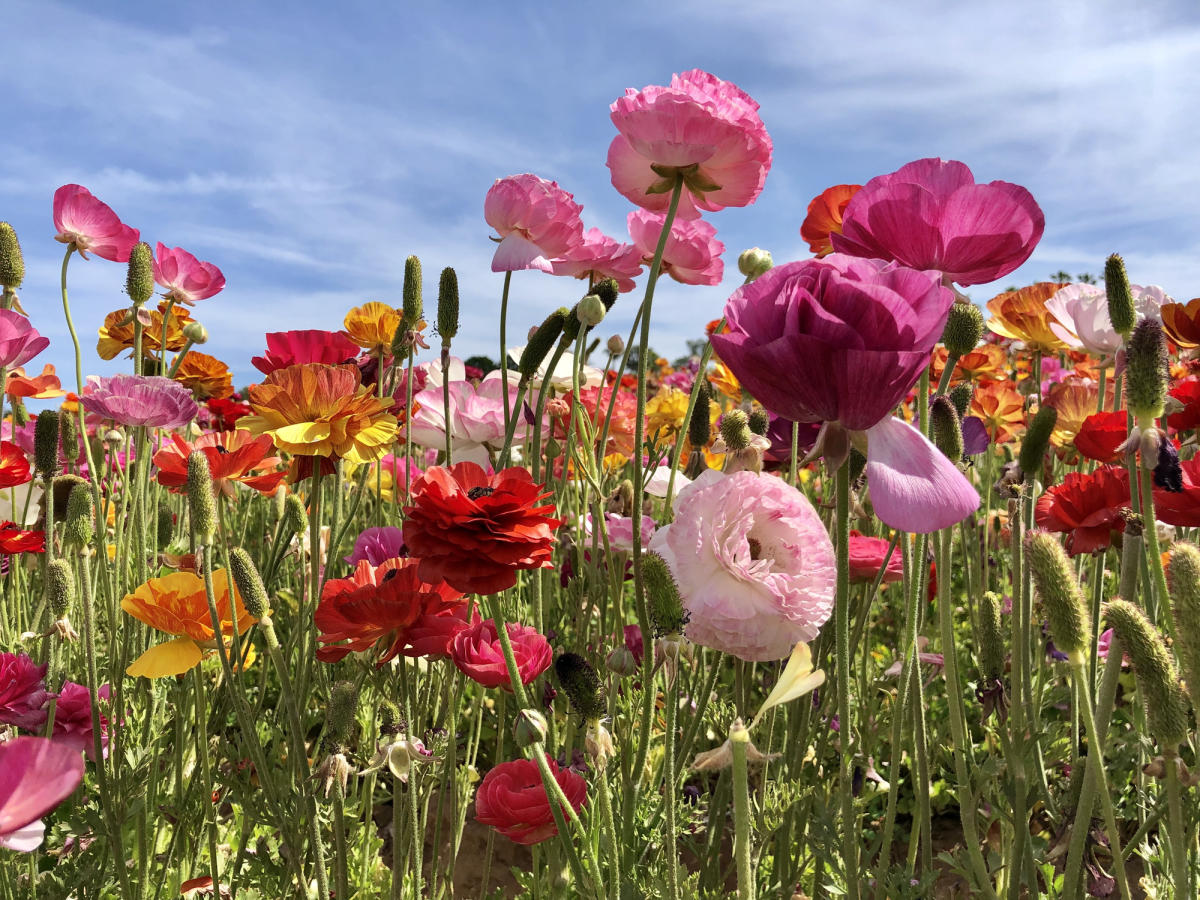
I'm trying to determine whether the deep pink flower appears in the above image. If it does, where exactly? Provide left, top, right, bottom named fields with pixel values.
left=0, top=653, right=53, bottom=731
left=831, top=158, right=1044, bottom=286
left=484, top=174, right=584, bottom=273
left=152, top=243, right=225, bottom=306
left=51, top=683, right=111, bottom=761
left=81, top=374, right=199, bottom=429
left=344, top=526, right=407, bottom=567
left=0, top=736, right=85, bottom=852
left=607, top=69, right=772, bottom=220
left=251, top=330, right=361, bottom=375
left=52, top=184, right=140, bottom=263
left=400, top=605, right=480, bottom=660
left=848, top=531, right=903, bottom=585
left=0, top=310, right=50, bottom=370
left=550, top=228, right=644, bottom=293
left=475, top=754, right=588, bottom=845
left=627, top=210, right=724, bottom=286
left=451, top=619, right=552, bottom=692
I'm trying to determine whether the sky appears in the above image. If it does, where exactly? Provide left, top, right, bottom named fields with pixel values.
left=5, top=0, right=1200, bottom=396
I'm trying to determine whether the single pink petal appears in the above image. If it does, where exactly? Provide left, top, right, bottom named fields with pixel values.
left=0, top=819, right=45, bottom=852
left=0, top=737, right=85, bottom=838
left=491, top=232, right=554, bottom=273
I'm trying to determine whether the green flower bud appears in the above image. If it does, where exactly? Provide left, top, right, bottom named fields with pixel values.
left=186, top=451, right=217, bottom=544
left=181, top=321, right=208, bottom=345
left=606, top=334, right=625, bottom=356
left=46, top=558, right=75, bottom=619
left=593, top=278, right=619, bottom=312
left=518, top=309, right=567, bottom=383
left=324, top=680, right=359, bottom=751
left=229, top=547, right=271, bottom=620
left=1105, top=254, right=1136, bottom=338
left=49, top=475, right=86, bottom=525
left=1018, top=404, right=1057, bottom=479
left=605, top=644, right=638, bottom=677
left=643, top=552, right=688, bottom=637
left=436, top=267, right=459, bottom=343
left=1026, top=531, right=1091, bottom=664
left=513, top=708, right=549, bottom=748
left=948, top=383, right=974, bottom=422
left=34, top=410, right=60, bottom=479
left=1124, top=319, right=1168, bottom=422
left=977, top=591, right=1006, bottom=681
left=719, top=409, right=752, bottom=453
left=1105, top=599, right=1190, bottom=748
left=378, top=698, right=403, bottom=736
left=59, top=411, right=79, bottom=461
left=156, top=502, right=174, bottom=550
left=402, top=255, right=423, bottom=324
left=940, top=301, right=984, bottom=358
left=747, top=408, right=769, bottom=437
left=63, top=483, right=94, bottom=553
left=554, top=652, right=607, bottom=721
left=1167, top=543, right=1200, bottom=713
left=125, top=241, right=155, bottom=307
left=930, top=395, right=963, bottom=461
left=688, top=381, right=712, bottom=448
left=737, top=247, right=773, bottom=280
left=11, top=398, right=28, bottom=428
left=283, top=494, right=307, bottom=537
left=0, top=222, right=25, bottom=290
left=576, top=294, right=606, bottom=328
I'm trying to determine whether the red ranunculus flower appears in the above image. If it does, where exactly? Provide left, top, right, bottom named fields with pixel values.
left=1168, top=378, right=1200, bottom=434
left=314, top=558, right=465, bottom=664
left=474, top=755, right=588, bottom=845
left=848, top=530, right=903, bottom=585
left=0, top=441, right=31, bottom=489
left=1073, top=411, right=1128, bottom=463
left=1034, top=466, right=1131, bottom=555
left=0, top=522, right=44, bottom=555
left=402, top=462, right=562, bottom=595
left=154, top=431, right=285, bottom=498
left=1153, top=458, right=1200, bottom=527
left=451, top=619, right=552, bottom=691
left=205, top=396, right=253, bottom=431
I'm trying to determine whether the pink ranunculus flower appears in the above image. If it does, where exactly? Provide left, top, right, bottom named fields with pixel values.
left=0, top=310, right=51, bottom=370
left=607, top=69, right=772, bottom=221
left=52, top=184, right=140, bottom=263
left=649, top=469, right=835, bottom=661
left=51, top=682, right=111, bottom=761
left=81, top=374, right=199, bottom=429
left=831, top=158, right=1044, bottom=287
left=0, top=736, right=86, bottom=852
left=627, top=210, right=724, bottom=286
left=344, top=526, right=406, bottom=567
left=451, top=619, right=552, bottom=692
left=709, top=255, right=979, bottom=533
left=484, top=174, right=585, bottom=273
left=251, top=330, right=361, bottom=375
left=408, top=370, right=534, bottom=467
left=1045, top=282, right=1168, bottom=357
left=591, top=513, right=656, bottom=554
left=550, top=227, right=644, bottom=293
left=152, top=243, right=226, bottom=306
left=0, top=652, right=54, bottom=731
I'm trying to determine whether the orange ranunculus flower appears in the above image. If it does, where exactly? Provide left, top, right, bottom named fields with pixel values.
left=970, top=379, right=1026, bottom=443
left=6, top=364, right=65, bottom=400
left=985, top=283, right=1070, bottom=353
left=1045, top=378, right=1112, bottom=449
left=239, top=364, right=398, bottom=463
left=122, top=570, right=257, bottom=678
left=343, top=301, right=402, bottom=353
left=930, top=343, right=1008, bottom=385
left=170, top=351, right=234, bottom=400
left=96, top=302, right=193, bottom=360
left=1161, top=298, right=1200, bottom=349
left=708, top=361, right=742, bottom=403
left=800, top=184, right=862, bottom=258
left=154, top=431, right=285, bottom=498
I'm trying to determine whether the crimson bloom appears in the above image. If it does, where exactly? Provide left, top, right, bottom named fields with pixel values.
left=474, top=755, right=588, bottom=845
left=401, top=606, right=480, bottom=660
left=403, top=462, right=562, bottom=595
left=0, top=653, right=53, bottom=730
left=848, top=531, right=903, bottom=585
left=627, top=210, right=724, bottom=286
left=1168, top=378, right=1200, bottom=434
left=831, top=158, right=1044, bottom=286
left=52, top=184, right=139, bottom=262
left=1154, top=459, right=1200, bottom=527
left=1034, top=466, right=1131, bottom=555
left=152, top=243, right=225, bottom=306
left=203, top=396, right=253, bottom=431
left=0, top=736, right=85, bottom=852
left=0, top=310, right=50, bottom=370
left=451, top=619, right=552, bottom=691
left=1073, top=411, right=1128, bottom=463
left=51, top=683, right=111, bottom=762
left=154, top=431, right=284, bottom=498
left=484, top=174, right=584, bottom=273
left=0, top=441, right=31, bottom=489
left=0, top=522, right=44, bottom=555
left=251, top=330, right=361, bottom=376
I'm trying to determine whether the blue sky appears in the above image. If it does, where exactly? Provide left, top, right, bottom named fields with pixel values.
left=6, top=0, right=1199, bottom=395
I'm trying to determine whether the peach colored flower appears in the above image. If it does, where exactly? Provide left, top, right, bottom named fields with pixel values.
left=970, top=379, right=1026, bottom=443
left=6, top=365, right=64, bottom=401
left=985, top=283, right=1070, bottom=353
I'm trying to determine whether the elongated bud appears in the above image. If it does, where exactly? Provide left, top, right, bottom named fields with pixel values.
left=1167, top=543, right=1200, bottom=712
left=593, top=277, right=619, bottom=312
left=738, top=247, right=773, bottom=280
left=324, top=681, right=359, bottom=750
left=643, top=552, right=688, bottom=637
left=606, top=334, right=625, bottom=356
left=283, top=494, right=307, bottom=537
left=513, top=708, right=549, bottom=748
left=0, top=222, right=25, bottom=289
left=187, top=451, right=217, bottom=544
left=228, top=547, right=270, bottom=619
left=1124, top=319, right=1168, bottom=422
left=977, top=591, right=1006, bottom=681
left=940, top=302, right=984, bottom=358
left=125, top=241, right=155, bottom=306
left=47, top=558, right=75, bottom=619
left=402, top=255, right=423, bottom=324
left=948, top=383, right=974, bottom=422
left=436, top=267, right=459, bottom=342
left=689, top=382, right=712, bottom=448
left=719, top=409, right=752, bottom=453
left=554, top=652, right=607, bottom=721
left=747, top=408, right=769, bottom=436
left=930, top=395, right=963, bottom=461
left=1105, top=254, right=1136, bottom=338
left=59, top=411, right=79, bottom=461
left=518, top=309, right=566, bottom=382
left=156, top=503, right=174, bottom=550
left=11, top=398, right=28, bottom=427
left=1018, top=404, right=1057, bottom=478
left=63, top=483, right=94, bottom=553
left=576, top=294, right=606, bottom=328
left=1105, top=599, right=1190, bottom=748
left=34, top=410, right=60, bottom=479
left=1026, top=531, right=1091, bottom=664
left=181, top=321, right=208, bottom=345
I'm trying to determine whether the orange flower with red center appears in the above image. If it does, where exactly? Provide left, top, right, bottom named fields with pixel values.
left=1045, top=378, right=1112, bottom=449
left=239, top=364, right=398, bottom=463
left=6, top=364, right=65, bottom=401
left=343, top=301, right=402, bottom=354
left=930, top=343, right=1007, bottom=385
left=800, top=184, right=862, bottom=257
left=96, top=302, right=193, bottom=360
left=970, top=379, right=1026, bottom=443
left=985, top=283, right=1070, bottom=353
left=121, top=569, right=257, bottom=677
left=154, top=431, right=285, bottom=498
left=1161, top=298, right=1200, bottom=349
left=170, top=351, right=234, bottom=400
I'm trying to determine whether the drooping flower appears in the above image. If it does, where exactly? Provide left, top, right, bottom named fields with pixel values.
left=52, top=184, right=139, bottom=263
left=550, top=227, right=644, bottom=292
left=0, top=522, right=45, bottom=555
left=607, top=69, right=772, bottom=220
left=484, top=174, right=584, bottom=273
left=0, top=652, right=53, bottom=730
left=1073, top=411, right=1127, bottom=463
left=627, top=210, right=724, bottom=286
left=800, top=184, right=862, bottom=257
left=170, top=351, right=234, bottom=400
left=81, top=374, right=199, bottom=429
left=0, top=736, right=85, bottom=852
left=969, top=380, right=1026, bottom=444
left=51, top=683, right=110, bottom=761
left=830, top=158, right=1044, bottom=286
left=154, top=431, right=284, bottom=498
left=474, top=755, right=588, bottom=845
left=408, top=371, right=532, bottom=468
left=985, top=283, right=1071, bottom=353
left=0, top=310, right=50, bottom=370
left=251, top=330, right=361, bottom=375
left=6, top=365, right=65, bottom=401
left=344, top=526, right=407, bottom=567
left=1034, top=467, right=1131, bottom=555
left=402, top=462, right=562, bottom=595
left=152, top=243, right=225, bottom=306
left=96, top=302, right=193, bottom=361
left=1160, top=298, right=1200, bottom=349
left=848, top=531, right=903, bottom=585
left=343, top=302, right=403, bottom=355
left=450, top=619, right=553, bottom=691
left=1045, top=282, right=1167, bottom=357
left=0, top=441, right=31, bottom=489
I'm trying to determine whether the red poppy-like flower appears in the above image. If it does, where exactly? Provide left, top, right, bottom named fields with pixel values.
left=0, top=442, right=31, bottom=489
left=402, top=463, right=562, bottom=595
left=1168, top=378, right=1200, bottom=434
left=314, top=558, right=464, bottom=664
left=1073, top=411, right=1128, bottom=463
left=474, top=755, right=588, bottom=845
left=400, top=606, right=480, bottom=661
left=451, top=619, right=552, bottom=692
left=1034, top=466, right=1131, bottom=555
left=1153, top=459, right=1200, bottom=527
left=0, top=652, right=54, bottom=731
left=800, top=184, right=862, bottom=257
left=0, top=522, right=44, bottom=555
left=848, top=531, right=903, bottom=585
left=154, top=431, right=285, bottom=499
left=204, top=396, right=253, bottom=431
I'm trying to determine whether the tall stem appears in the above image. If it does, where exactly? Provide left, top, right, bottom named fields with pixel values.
left=499, top=271, right=514, bottom=439
left=834, top=461, right=859, bottom=900
left=730, top=719, right=755, bottom=900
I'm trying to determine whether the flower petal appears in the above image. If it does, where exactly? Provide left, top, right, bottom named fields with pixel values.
left=126, top=637, right=203, bottom=679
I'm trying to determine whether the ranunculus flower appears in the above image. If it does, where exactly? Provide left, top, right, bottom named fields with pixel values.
left=550, top=227, right=644, bottom=293
left=1168, top=378, right=1200, bottom=435
left=402, top=463, right=562, bottom=595
left=0, top=441, right=31, bottom=489
left=204, top=396, right=253, bottom=431
left=251, top=330, right=361, bottom=375
left=153, top=243, right=225, bottom=306
left=800, top=184, right=862, bottom=257
left=1045, top=379, right=1107, bottom=450
left=400, top=606, right=480, bottom=660
left=1044, top=282, right=1167, bottom=357
left=474, top=755, right=588, bottom=846
left=848, top=531, right=903, bottom=585
left=1161, top=298, right=1200, bottom=349
left=51, top=682, right=110, bottom=761
left=1153, top=458, right=1200, bottom=527
left=344, top=526, right=407, bottom=567
left=0, top=310, right=50, bottom=370
left=450, top=619, right=552, bottom=691
left=408, top=371, right=532, bottom=469
left=52, top=184, right=140, bottom=263
left=970, top=380, right=1026, bottom=444
left=0, top=652, right=54, bottom=730
left=343, top=301, right=403, bottom=355
left=154, top=431, right=284, bottom=498
left=1073, top=411, right=1127, bottom=463
left=627, top=210, right=724, bottom=286
left=649, top=470, right=835, bottom=661
left=96, top=302, right=193, bottom=361
left=0, top=736, right=85, bottom=852
left=1034, top=466, right=1131, bottom=555
left=831, top=158, right=1043, bottom=286
left=985, top=283, right=1071, bottom=353
left=484, top=174, right=584, bottom=273
left=607, top=69, right=772, bottom=221
left=81, top=374, right=199, bottom=429
left=170, top=351, right=234, bottom=400
left=0, top=522, right=45, bottom=555
left=6, top=364, right=65, bottom=401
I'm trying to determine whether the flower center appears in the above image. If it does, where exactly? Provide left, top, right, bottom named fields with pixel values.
left=748, top=537, right=762, bottom=560
left=467, top=486, right=495, bottom=500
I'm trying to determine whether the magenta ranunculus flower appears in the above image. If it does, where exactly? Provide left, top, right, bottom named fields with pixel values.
left=550, top=227, right=644, bottom=293
left=0, top=652, right=54, bottom=731
left=153, top=243, right=226, bottom=306
left=0, top=736, right=85, bottom=852
left=451, top=619, right=552, bottom=692
left=0, top=310, right=51, bottom=370
left=344, top=526, right=406, bottom=567
left=484, top=174, right=585, bottom=273
left=627, top=210, right=724, bottom=286
left=607, top=69, right=772, bottom=221
left=81, top=374, right=199, bottom=429
left=649, top=470, right=835, bottom=661
left=52, top=184, right=140, bottom=263
left=830, top=158, right=1044, bottom=287
left=251, top=329, right=361, bottom=375
left=51, top=682, right=111, bottom=761
left=709, top=255, right=979, bottom=533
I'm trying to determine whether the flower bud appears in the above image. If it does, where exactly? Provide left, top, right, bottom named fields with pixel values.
left=228, top=547, right=271, bottom=620
left=125, top=241, right=154, bottom=306
left=0, top=222, right=25, bottom=289
left=34, top=409, right=60, bottom=479
left=513, top=708, right=549, bottom=748
left=518, top=309, right=567, bottom=383
left=11, top=398, right=28, bottom=427
left=747, top=408, right=769, bottom=437
left=643, top=552, right=688, bottom=637
left=156, top=502, right=174, bottom=550
left=605, top=643, right=638, bottom=677
left=59, top=411, right=79, bottom=461
left=1018, top=404, right=1057, bottom=479
left=585, top=720, right=616, bottom=769
left=593, top=277, right=619, bottom=312
left=1124, top=319, right=1168, bottom=422
left=378, top=698, right=403, bottom=736
left=187, top=451, right=217, bottom=544
left=554, top=652, right=607, bottom=721
left=283, top=494, right=307, bottom=537
left=948, top=383, right=973, bottom=422
left=930, top=395, right=963, bottom=462
left=1105, top=254, right=1136, bottom=338
left=181, top=321, right=208, bottom=345
left=606, top=334, right=625, bottom=356
left=940, top=301, right=984, bottom=358
left=718, top=409, right=752, bottom=453
left=1026, top=531, right=1091, bottom=665
left=402, top=255, right=423, bottom=324
left=688, top=382, right=713, bottom=448
left=576, top=294, right=606, bottom=328
left=1105, top=598, right=1190, bottom=748
left=737, top=247, right=773, bottom=280
left=977, top=591, right=1006, bottom=681
left=63, top=483, right=94, bottom=553
left=436, top=267, right=459, bottom=343
left=606, top=479, right=634, bottom=518
left=324, top=680, right=359, bottom=750
left=46, top=558, right=75, bottom=620
left=1167, top=543, right=1200, bottom=712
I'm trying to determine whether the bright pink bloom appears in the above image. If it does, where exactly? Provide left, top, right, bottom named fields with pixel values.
left=607, top=69, right=772, bottom=220
left=627, top=210, right=724, bottom=286
left=475, top=755, right=587, bottom=845
left=848, top=531, right=903, bottom=585
left=0, top=737, right=85, bottom=852
left=451, top=619, right=552, bottom=692
left=51, top=683, right=111, bottom=761
left=81, top=374, right=199, bottom=429
left=484, top=174, right=584, bottom=273
left=831, top=158, right=1044, bottom=286
left=251, top=330, right=361, bottom=375
left=550, top=228, right=644, bottom=293
left=52, top=184, right=140, bottom=262
left=344, top=526, right=406, bottom=567
left=0, top=310, right=50, bottom=370
left=152, top=243, right=225, bottom=306
left=0, top=652, right=53, bottom=731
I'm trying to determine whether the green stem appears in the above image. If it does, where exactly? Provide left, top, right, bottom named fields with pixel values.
left=730, top=719, right=755, bottom=900
left=499, top=271, right=514, bottom=439
left=662, top=666, right=681, bottom=900
left=833, top=461, right=860, bottom=900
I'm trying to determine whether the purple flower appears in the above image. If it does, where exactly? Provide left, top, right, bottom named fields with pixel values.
left=81, top=374, right=199, bottom=429
left=0, top=310, right=50, bottom=370
left=0, top=653, right=54, bottom=731
left=344, top=526, right=407, bottom=567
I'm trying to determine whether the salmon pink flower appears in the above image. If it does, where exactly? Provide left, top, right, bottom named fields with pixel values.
left=474, top=755, right=587, bottom=845
left=831, top=158, right=1043, bottom=286
left=152, top=243, right=225, bottom=306
left=154, top=431, right=285, bottom=498
left=607, top=69, right=772, bottom=220
left=82, top=374, right=199, bottom=429
left=251, top=330, right=360, bottom=375
left=801, top=184, right=862, bottom=257
left=627, top=210, right=724, bottom=286
left=51, top=682, right=110, bottom=761
left=848, top=531, right=903, bottom=585
left=6, top=364, right=64, bottom=401
left=0, top=310, right=50, bottom=370
left=451, top=619, right=552, bottom=691
left=484, top=174, right=584, bottom=273
left=0, top=652, right=53, bottom=730
left=1045, top=282, right=1167, bottom=357
left=52, top=184, right=139, bottom=263
left=0, top=736, right=85, bottom=852
left=551, top=227, right=644, bottom=292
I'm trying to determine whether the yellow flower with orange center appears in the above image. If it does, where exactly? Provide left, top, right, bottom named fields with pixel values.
left=122, top=569, right=257, bottom=678
left=343, top=301, right=402, bottom=353
left=646, top=387, right=690, bottom=439
left=985, top=283, right=1070, bottom=354
left=171, top=351, right=234, bottom=400
left=970, top=379, right=1026, bottom=443
left=6, top=364, right=65, bottom=401
left=239, top=364, right=398, bottom=462
left=96, top=303, right=193, bottom=360
left=1045, top=378, right=1110, bottom=449
left=930, top=343, right=1008, bottom=385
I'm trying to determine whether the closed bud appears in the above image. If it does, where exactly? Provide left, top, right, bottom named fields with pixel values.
left=940, top=301, right=984, bottom=358
left=643, top=552, right=688, bottom=637
left=59, top=411, right=79, bottom=460
left=1167, top=543, right=1200, bottom=712
left=518, top=309, right=567, bottom=383
left=718, top=409, right=752, bottom=453
left=229, top=547, right=271, bottom=620
left=1105, top=598, right=1190, bottom=748
left=948, top=383, right=974, bottom=422
left=930, top=395, right=963, bottom=461
left=187, top=451, right=217, bottom=544
left=606, top=334, right=625, bottom=356
left=593, top=277, right=619, bottom=312
left=125, top=241, right=155, bottom=306
left=324, top=680, right=359, bottom=750
left=554, top=652, right=607, bottom=721
left=576, top=294, right=606, bottom=327
left=156, top=502, right=174, bottom=550
left=513, top=708, right=549, bottom=748
left=605, top=644, right=638, bottom=677
left=1105, top=254, right=1136, bottom=338
left=1124, top=318, right=1168, bottom=422
left=378, top=699, right=403, bottom=735
left=34, top=409, right=60, bottom=479
left=283, top=494, right=307, bottom=537
left=1026, top=531, right=1091, bottom=664
left=977, top=591, right=1006, bottom=681
left=0, top=222, right=25, bottom=289
left=181, top=321, right=208, bottom=345
left=63, top=483, right=94, bottom=553
left=11, top=398, right=28, bottom=427
left=436, top=267, right=459, bottom=342
left=688, top=382, right=713, bottom=448
left=737, top=247, right=773, bottom=280
left=747, top=408, right=769, bottom=436
left=1018, top=404, right=1057, bottom=478
left=402, top=255, right=423, bottom=324
left=46, top=558, right=75, bottom=619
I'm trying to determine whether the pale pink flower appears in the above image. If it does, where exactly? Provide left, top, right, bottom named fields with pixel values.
left=649, top=470, right=835, bottom=661
left=0, top=736, right=85, bottom=852
left=52, top=184, right=140, bottom=262
left=484, top=174, right=585, bottom=273
left=1045, top=282, right=1168, bottom=357
left=550, top=227, right=644, bottom=293
left=407, top=371, right=535, bottom=467
left=0, top=310, right=50, bottom=370
left=153, top=243, right=226, bottom=306
left=627, top=210, right=724, bottom=286
left=584, top=513, right=657, bottom=554
left=607, top=69, right=772, bottom=220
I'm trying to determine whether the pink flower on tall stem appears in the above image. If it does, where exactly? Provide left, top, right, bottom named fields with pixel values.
left=627, top=210, right=724, bottom=286
left=153, top=243, right=226, bottom=306
left=408, top=370, right=534, bottom=468
left=81, top=374, right=199, bottom=429
left=0, top=652, right=54, bottom=731
left=484, top=174, right=584, bottom=273
left=451, top=619, right=552, bottom=691
left=251, top=330, right=361, bottom=375
left=51, top=683, right=111, bottom=761
left=607, top=69, right=772, bottom=220
left=0, top=736, right=85, bottom=852
left=52, top=185, right=140, bottom=262
left=831, top=158, right=1044, bottom=286
left=0, top=310, right=50, bottom=369
left=550, top=228, right=644, bottom=293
